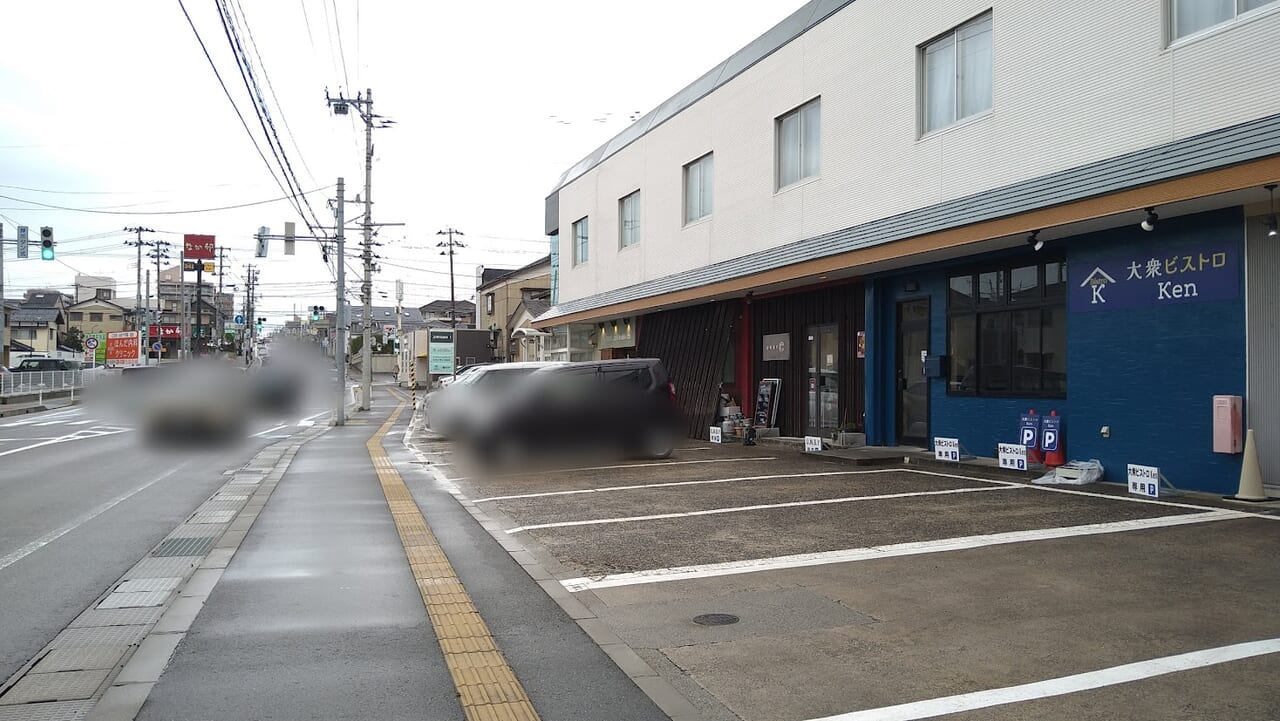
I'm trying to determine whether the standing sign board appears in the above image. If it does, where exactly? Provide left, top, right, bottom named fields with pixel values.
left=1019, top=413, right=1041, bottom=450
left=754, top=378, right=781, bottom=428
left=105, top=331, right=140, bottom=366
left=709, top=426, right=722, bottom=444
left=1127, top=464, right=1161, bottom=497
left=804, top=436, right=823, bottom=452
left=428, top=330, right=455, bottom=374
left=934, top=437, right=960, bottom=461
left=998, top=443, right=1028, bottom=470
left=1041, top=415, right=1061, bottom=453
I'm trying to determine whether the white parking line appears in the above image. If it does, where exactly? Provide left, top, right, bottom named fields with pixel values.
left=0, top=461, right=192, bottom=572
left=806, top=636, right=1280, bottom=721
left=559, top=509, right=1247, bottom=591
left=448, top=456, right=776, bottom=482
left=475, top=468, right=1018, bottom=503
left=507, top=486, right=1018, bottom=534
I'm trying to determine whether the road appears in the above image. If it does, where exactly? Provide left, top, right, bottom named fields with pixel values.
left=0, top=401, right=333, bottom=685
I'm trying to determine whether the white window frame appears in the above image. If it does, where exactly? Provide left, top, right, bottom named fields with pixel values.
left=484, top=292, right=495, bottom=316
left=920, top=11, right=993, bottom=136
left=776, top=97, right=821, bottom=190
left=683, top=153, right=714, bottom=225
left=1168, top=0, right=1279, bottom=43
left=619, top=190, right=641, bottom=248
left=572, top=216, right=589, bottom=266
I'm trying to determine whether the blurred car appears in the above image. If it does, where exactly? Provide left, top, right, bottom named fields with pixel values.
left=10, top=357, right=82, bottom=372
left=437, top=362, right=491, bottom=388
left=468, top=358, right=679, bottom=463
left=424, top=362, right=560, bottom=438
left=132, top=360, right=251, bottom=444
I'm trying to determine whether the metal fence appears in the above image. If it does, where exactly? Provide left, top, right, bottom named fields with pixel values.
left=0, top=370, right=109, bottom=397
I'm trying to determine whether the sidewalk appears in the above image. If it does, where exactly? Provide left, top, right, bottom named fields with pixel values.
left=129, top=386, right=667, bottom=721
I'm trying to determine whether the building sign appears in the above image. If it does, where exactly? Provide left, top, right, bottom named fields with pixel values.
left=183, top=234, right=216, bottom=260
left=709, top=426, right=722, bottom=444
left=762, top=333, right=790, bottom=362
left=1127, top=463, right=1161, bottom=498
left=804, top=436, right=823, bottom=452
left=428, top=330, right=455, bottom=374
left=1069, top=240, right=1239, bottom=312
left=148, top=325, right=181, bottom=339
left=105, top=331, right=140, bottom=365
left=933, top=437, right=960, bottom=461
left=998, top=443, right=1027, bottom=470
left=182, top=260, right=215, bottom=272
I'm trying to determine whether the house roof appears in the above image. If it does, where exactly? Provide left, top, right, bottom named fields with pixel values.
left=420, top=299, right=476, bottom=314
left=10, top=307, right=61, bottom=324
left=349, top=305, right=428, bottom=325
left=477, top=255, right=553, bottom=292
left=68, top=297, right=126, bottom=311
left=22, top=292, right=64, bottom=309
left=481, top=267, right=515, bottom=285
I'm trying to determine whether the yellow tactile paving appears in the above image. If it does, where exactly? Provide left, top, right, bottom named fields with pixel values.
left=367, top=399, right=541, bottom=721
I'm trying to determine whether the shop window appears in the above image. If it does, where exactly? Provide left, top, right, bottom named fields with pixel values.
left=947, top=258, right=1066, bottom=397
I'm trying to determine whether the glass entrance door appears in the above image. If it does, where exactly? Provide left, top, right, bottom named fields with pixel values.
left=896, top=300, right=930, bottom=445
left=806, top=324, right=839, bottom=436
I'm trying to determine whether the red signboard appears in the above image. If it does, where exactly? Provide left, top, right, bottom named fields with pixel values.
left=184, top=234, right=216, bottom=260
left=147, top=325, right=181, bottom=339
left=105, top=331, right=140, bottom=364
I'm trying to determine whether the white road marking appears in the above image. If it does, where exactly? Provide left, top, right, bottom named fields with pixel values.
left=0, top=426, right=132, bottom=458
left=475, top=468, right=1018, bottom=503
left=0, top=409, right=82, bottom=427
left=250, top=424, right=289, bottom=438
left=507, top=485, right=1018, bottom=534
left=806, top=637, right=1280, bottom=721
left=66, top=420, right=95, bottom=426
left=0, top=462, right=192, bottom=572
left=560, top=510, right=1247, bottom=591
left=448, top=457, right=777, bottom=482
left=296, top=410, right=330, bottom=426
left=0, top=436, right=60, bottom=442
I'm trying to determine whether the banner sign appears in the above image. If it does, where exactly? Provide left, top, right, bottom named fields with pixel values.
left=1069, top=240, right=1239, bottom=313
left=105, top=331, right=140, bottom=365
left=183, top=234, right=216, bottom=260
left=428, top=330, right=455, bottom=374
left=1020, top=413, right=1041, bottom=449
left=1041, top=415, right=1061, bottom=453
left=147, top=325, right=181, bottom=339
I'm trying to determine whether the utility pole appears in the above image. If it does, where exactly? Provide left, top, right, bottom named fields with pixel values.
left=146, top=241, right=170, bottom=364
left=395, top=278, right=403, bottom=387
left=124, top=227, right=154, bottom=364
left=335, top=177, right=347, bottom=425
left=0, top=224, right=6, bottom=369
left=327, top=87, right=394, bottom=411
left=436, top=227, right=465, bottom=329
left=217, top=247, right=229, bottom=352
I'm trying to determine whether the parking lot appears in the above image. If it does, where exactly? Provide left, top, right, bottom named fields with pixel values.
left=414, top=437, right=1280, bottom=721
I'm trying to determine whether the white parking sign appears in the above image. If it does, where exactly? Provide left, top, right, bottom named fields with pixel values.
left=1127, top=464, right=1161, bottom=497
left=933, top=437, right=960, bottom=461
left=998, top=443, right=1027, bottom=470
left=709, top=426, right=722, bottom=444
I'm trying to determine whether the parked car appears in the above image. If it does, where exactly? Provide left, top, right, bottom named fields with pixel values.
left=437, top=362, right=492, bottom=388
left=468, top=358, right=679, bottom=463
left=10, top=357, right=82, bottom=372
left=424, top=362, right=560, bottom=438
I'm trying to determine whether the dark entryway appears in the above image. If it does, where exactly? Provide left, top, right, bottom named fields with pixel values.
left=805, top=323, right=839, bottom=436
left=896, top=299, right=930, bottom=446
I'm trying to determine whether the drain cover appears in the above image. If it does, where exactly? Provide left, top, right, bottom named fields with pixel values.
left=692, top=613, right=740, bottom=626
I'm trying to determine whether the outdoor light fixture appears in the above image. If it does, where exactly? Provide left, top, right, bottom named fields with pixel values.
left=1140, top=207, right=1159, bottom=232
left=1027, top=230, right=1044, bottom=252
left=1265, top=184, right=1278, bottom=238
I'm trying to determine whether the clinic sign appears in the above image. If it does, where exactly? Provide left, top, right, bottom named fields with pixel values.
left=428, top=330, right=455, bottom=374
left=1069, top=240, right=1239, bottom=312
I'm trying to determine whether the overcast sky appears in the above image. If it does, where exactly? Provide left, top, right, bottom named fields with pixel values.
left=0, top=0, right=806, bottom=323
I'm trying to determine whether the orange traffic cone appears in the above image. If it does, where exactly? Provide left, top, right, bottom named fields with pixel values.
left=1227, top=429, right=1276, bottom=502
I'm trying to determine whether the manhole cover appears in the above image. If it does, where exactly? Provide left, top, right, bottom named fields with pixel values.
left=692, top=613, right=740, bottom=626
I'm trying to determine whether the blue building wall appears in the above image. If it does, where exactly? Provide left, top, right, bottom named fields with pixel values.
left=865, top=207, right=1246, bottom=493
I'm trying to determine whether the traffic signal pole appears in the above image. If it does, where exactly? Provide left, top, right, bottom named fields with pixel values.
left=335, top=177, right=347, bottom=426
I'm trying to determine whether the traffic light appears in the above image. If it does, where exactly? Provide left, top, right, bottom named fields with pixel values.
left=284, top=222, right=296, bottom=256
left=40, top=227, right=54, bottom=260
left=256, top=316, right=265, bottom=333
left=310, top=305, right=325, bottom=321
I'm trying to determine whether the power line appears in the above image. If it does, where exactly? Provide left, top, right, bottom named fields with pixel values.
left=330, top=0, right=351, bottom=90
left=0, top=185, right=331, bottom=215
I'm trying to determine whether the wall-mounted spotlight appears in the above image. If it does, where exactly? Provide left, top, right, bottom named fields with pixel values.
left=1265, top=184, right=1278, bottom=238
left=1140, top=207, right=1159, bottom=232
left=1027, top=230, right=1044, bottom=251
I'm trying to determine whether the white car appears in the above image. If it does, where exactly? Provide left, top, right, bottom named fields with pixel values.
left=425, top=362, right=562, bottom=438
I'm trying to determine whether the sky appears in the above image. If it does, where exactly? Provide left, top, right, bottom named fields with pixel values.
left=0, top=0, right=807, bottom=325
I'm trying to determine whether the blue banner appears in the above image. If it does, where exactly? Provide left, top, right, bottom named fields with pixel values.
left=1069, top=240, right=1239, bottom=313
left=1041, top=415, right=1061, bottom=453
left=1019, top=413, right=1041, bottom=449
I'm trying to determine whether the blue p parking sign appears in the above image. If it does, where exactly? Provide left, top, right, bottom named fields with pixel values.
left=1041, top=416, right=1061, bottom=453
left=1019, top=413, right=1041, bottom=449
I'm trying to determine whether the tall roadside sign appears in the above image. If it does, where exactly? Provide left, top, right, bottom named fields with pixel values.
left=428, top=330, right=455, bottom=375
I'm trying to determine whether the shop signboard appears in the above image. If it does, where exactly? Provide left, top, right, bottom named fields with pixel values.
left=804, top=435, right=823, bottom=452
left=183, top=234, right=216, bottom=260
left=762, top=333, right=789, bottom=362
left=998, top=443, right=1027, bottom=470
left=754, top=378, right=781, bottom=427
left=428, top=330, right=455, bottom=374
left=709, top=426, right=722, bottom=444
left=933, top=437, right=960, bottom=461
left=105, top=331, right=140, bottom=365
left=1127, top=463, right=1161, bottom=498
left=1069, top=239, right=1239, bottom=312
left=148, top=325, right=181, bottom=339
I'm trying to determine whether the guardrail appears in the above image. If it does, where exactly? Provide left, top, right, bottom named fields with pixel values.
left=0, top=369, right=110, bottom=397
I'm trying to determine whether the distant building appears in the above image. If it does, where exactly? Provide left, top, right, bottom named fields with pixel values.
left=75, top=275, right=117, bottom=303
left=475, top=256, right=551, bottom=362
left=419, top=299, right=475, bottom=329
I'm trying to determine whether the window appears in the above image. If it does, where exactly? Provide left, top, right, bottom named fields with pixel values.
left=921, top=13, right=993, bottom=134
left=485, top=293, right=495, bottom=316
left=572, top=217, right=589, bottom=265
left=777, top=98, right=821, bottom=188
left=1170, top=0, right=1278, bottom=40
left=69, top=312, right=84, bottom=321
left=947, top=258, right=1066, bottom=396
left=619, top=191, right=641, bottom=248
left=683, top=153, right=713, bottom=224
left=109, top=314, right=122, bottom=321
left=89, top=312, right=104, bottom=322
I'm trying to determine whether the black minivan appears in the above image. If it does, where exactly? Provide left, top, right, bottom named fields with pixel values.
left=469, top=358, right=679, bottom=462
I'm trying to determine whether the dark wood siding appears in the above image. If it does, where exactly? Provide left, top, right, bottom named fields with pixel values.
left=636, top=301, right=736, bottom=440
left=751, top=283, right=865, bottom=436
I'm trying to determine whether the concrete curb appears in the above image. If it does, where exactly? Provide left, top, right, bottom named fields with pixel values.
left=401, top=423, right=709, bottom=721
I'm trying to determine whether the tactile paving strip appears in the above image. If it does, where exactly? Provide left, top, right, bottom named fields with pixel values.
left=0, top=700, right=91, bottom=720
left=151, top=536, right=215, bottom=557
left=0, top=670, right=109, bottom=705
left=368, top=400, right=541, bottom=721
left=114, top=577, right=182, bottom=593
left=32, top=646, right=130, bottom=674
